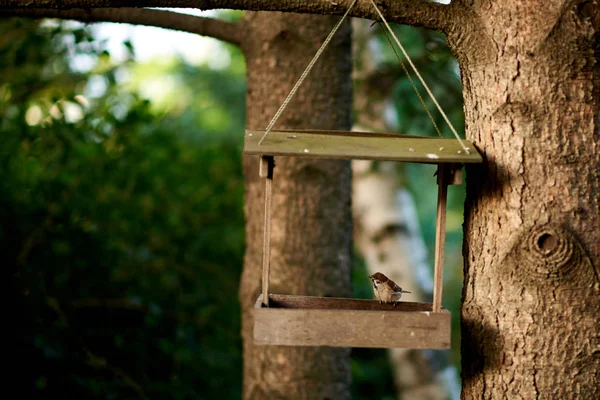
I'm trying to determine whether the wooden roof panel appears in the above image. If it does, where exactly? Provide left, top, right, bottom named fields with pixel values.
left=244, top=129, right=482, bottom=164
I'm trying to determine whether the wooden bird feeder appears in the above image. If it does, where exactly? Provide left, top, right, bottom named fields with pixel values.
left=244, top=128, right=483, bottom=349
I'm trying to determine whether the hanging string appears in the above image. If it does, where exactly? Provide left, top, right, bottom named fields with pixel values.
left=258, top=0, right=359, bottom=146
left=379, top=23, right=443, bottom=138
left=367, top=0, right=470, bottom=154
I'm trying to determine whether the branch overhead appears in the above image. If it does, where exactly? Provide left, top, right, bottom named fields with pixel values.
left=0, top=8, right=242, bottom=45
left=0, top=0, right=460, bottom=33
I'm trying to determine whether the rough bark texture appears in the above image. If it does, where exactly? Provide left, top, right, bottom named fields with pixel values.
left=4, top=0, right=599, bottom=398
left=451, top=1, right=600, bottom=398
left=0, top=8, right=242, bottom=44
left=238, top=12, right=353, bottom=400
left=0, top=0, right=459, bottom=32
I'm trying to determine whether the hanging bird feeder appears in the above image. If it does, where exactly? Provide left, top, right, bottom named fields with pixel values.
left=245, top=130, right=481, bottom=349
left=244, top=0, right=483, bottom=349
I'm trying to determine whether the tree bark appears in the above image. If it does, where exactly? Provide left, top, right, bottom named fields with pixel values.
left=3, top=0, right=599, bottom=398
left=452, top=1, right=600, bottom=398
left=0, top=0, right=460, bottom=33
left=0, top=8, right=243, bottom=44
left=238, top=12, right=353, bottom=400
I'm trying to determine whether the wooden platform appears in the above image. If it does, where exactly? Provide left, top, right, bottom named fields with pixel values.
left=253, top=294, right=451, bottom=349
left=244, top=129, right=482, bottom=164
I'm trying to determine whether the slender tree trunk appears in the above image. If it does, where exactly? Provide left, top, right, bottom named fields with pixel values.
left=453, top=1, right=600, bottom=398
left=351, top=20, right=459, bottom=399
left=3, top=0, right=598, bottom=397
left=353, top=158, right=459, bottom=400
left=238, top=12, right=353, bottom=400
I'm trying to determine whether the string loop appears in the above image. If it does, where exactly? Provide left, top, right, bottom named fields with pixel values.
left=258, top=0, right=359, bottom=146
left=379, top=24, right=443, bottom=138
left=367, top=0, right=470, bottom=154
left=258, top=0, right=470, bottom=155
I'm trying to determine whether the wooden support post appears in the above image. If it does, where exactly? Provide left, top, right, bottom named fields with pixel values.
left=433, top=164, right=449, bottom=313
left=260, top=156, right=275, bottom=307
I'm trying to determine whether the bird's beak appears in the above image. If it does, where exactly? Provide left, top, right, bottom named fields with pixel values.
left=402, top=290, right=411, bottom=294
left=368, top=274, right=373, bottom=279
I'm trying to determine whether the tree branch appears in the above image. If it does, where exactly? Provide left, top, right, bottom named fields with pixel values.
left=0, top=7, right=243, bottom=45
left=0, top=0, right=463, bottom=33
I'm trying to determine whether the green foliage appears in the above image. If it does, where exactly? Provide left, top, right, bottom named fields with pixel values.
left=377, top=25, right=464, bottom=139
left=389, top=26, right=466, bottom=370
left=4, top=15, right=466, bottom=400
left=362, top=24, right=467, bottom=374
left=4, top=19, right=245, bottom=399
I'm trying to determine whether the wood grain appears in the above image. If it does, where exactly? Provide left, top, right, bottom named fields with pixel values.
left=255, top=293, right=436, bottom=311
left=433, top=164, right=448, bottom=313
left=260, top=156, right=274, bottom=307
left=253, top=294, right=451, bottom=349
left=447, top=163, right=463, bottom=185
left=244, top=129, right=482, bottom=164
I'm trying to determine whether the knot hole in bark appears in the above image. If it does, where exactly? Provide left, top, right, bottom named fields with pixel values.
left=527, top=226, right=574, bottom=277
left=537, top=232, right=558, bottom=253
left=577, top=0, right=600, bottom=28
left=521, top=224, right=596, bottom=287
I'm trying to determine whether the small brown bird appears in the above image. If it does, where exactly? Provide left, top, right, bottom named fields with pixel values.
left=369, top=272, right=411, bottom=306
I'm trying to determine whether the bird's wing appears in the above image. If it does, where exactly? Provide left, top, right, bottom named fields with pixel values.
left=389, top=280, right=403, bottom=293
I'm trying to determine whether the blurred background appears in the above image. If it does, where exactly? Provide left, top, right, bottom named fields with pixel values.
left=4, top=9, right=466, bottom=399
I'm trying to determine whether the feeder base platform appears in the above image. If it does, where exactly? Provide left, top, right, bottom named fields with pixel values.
left=253, top=294, right=450, bottom=349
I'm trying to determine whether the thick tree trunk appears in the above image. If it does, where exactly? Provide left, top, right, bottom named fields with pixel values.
left=3, top=0, right=598, bottom=397
left=238, top=12, right=353, bottom=400
left=453, top=1, right=600, bottom=398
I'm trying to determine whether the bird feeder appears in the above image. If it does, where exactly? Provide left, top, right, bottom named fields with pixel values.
left=244, top=128, right=483, bottom=349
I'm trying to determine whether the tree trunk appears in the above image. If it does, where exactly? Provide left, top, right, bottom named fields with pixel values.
left=352, top=20, right=460, bottom=400
left=238, top=12, right=353, bottom=400
left=3, top=1, right=599, bottom=398
left=353, top=157, right=460, bottom=400
left=453, top=1, right=600, bottom=398
left=351, top=20, right=459, bottom=400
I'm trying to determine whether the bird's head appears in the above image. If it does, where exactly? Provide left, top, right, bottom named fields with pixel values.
left=368, top=272, right=389, bottom=288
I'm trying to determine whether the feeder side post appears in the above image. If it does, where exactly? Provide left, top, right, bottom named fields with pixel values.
left=260, top=156, right=275, bottom=307
left=433, top=163, right=449, bottom=313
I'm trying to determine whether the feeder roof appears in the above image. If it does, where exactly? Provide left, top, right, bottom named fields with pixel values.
left=244, top=129, right=482, bottom=164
